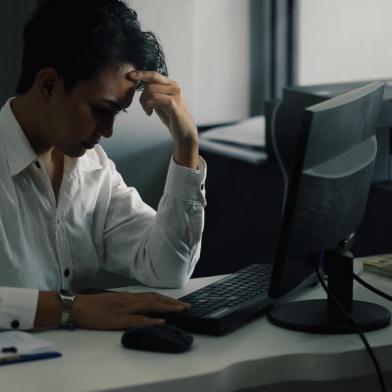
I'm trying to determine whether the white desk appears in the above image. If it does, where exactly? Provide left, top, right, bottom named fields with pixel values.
left=2, top=262, right=392, bottom=392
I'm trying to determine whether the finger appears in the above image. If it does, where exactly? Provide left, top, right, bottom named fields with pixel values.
left=126, top=292, right=191, bottom=309
left=148, top=293, right=192, bottom=309
left=127, top=70, right=170, bottom=85
left=138, top=93, right=175, bottom=117
left=154, top=297, right=192, bottom=309
left=144, top=94, right=179, bottom=116
left=150, top=303, right=189, bottom=313
left=139, top=86, right=175, bottom=115
left=141, top=292, right=189, bottom=306
left=139, top=84, right=182, bottom=115
left=142, top=82, right=181, bottom=97
left=126, top=315, right=166, bottom=327
left=138, top=89, right=154, bottom=116
left=130, top=300, right=189, bottom=315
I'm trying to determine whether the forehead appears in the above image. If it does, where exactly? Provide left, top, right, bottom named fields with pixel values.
left=72, top=63, right=137, bottom=102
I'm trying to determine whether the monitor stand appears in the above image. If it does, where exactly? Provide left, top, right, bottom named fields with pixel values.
left=268, top=247, right=391, bottom=333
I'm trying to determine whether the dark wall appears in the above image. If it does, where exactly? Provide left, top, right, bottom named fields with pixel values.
left=0, top=0, right=37, bottom=106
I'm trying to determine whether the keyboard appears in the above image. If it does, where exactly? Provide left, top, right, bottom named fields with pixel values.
left=162, top=263, right=274, bottom=335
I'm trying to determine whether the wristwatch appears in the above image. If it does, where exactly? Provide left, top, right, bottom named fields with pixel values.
left=58, top=290, right=76, bottom=329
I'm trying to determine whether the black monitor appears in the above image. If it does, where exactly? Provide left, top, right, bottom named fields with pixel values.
left=267, top=82, right=391, bottom=333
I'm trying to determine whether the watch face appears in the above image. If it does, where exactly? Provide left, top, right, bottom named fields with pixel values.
left=60, top=289, right=75, bottom=298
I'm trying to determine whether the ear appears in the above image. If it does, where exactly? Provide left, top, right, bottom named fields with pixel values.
left=36, top=68, right=61, bottom=99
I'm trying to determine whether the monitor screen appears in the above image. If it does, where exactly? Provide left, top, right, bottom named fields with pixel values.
left=282, top=81, right=392, bottom=184
left=269, top=82, right=383, bottom=299
left=266, top=81, right=390, bottom=333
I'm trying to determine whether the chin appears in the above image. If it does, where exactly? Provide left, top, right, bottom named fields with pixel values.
left=60, top=144, right=87, bottom=158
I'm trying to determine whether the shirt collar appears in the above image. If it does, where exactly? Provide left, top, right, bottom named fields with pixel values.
left=0, top=97, right=103, bottom=176
left=0, top=97, right=37, bottom=176
left=76, top=152, right=103, bottom=172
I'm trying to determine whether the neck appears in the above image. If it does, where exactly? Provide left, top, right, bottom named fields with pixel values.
left=10, top=94, right=54, bottom=159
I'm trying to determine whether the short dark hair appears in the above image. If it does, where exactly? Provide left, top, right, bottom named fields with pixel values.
left=16, top=0, right=168, bottom=94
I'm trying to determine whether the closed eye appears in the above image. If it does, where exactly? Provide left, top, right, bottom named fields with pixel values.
left=91, top=106, right=128, bottom=118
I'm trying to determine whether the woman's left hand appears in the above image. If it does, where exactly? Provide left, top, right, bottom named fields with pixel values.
left=128, top=70, right=199, bottom=169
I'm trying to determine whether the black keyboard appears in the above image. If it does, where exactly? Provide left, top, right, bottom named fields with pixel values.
left=162, top=263, right=274, bottom=335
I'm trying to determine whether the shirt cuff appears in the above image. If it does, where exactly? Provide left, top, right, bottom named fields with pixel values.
left=0, top=287, right=39, bottom=330
left=164, top=155, right=207, bottom=205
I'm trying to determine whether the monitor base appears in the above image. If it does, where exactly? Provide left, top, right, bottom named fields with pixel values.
left=268, top=299, right=391, bottom=333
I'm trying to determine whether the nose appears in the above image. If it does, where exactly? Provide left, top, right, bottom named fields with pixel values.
left=96, top=116, right=114, bottom=139
left=101, top=125, right=113, bottom=139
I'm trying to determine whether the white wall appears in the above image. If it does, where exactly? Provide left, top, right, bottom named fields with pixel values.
left=114, top=0, right=251, bottom=128
left=297, top=0, right=392, bottom=86
left=193, top=0, right=251, bottom=124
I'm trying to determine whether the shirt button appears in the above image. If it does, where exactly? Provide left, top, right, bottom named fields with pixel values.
left=64, top=269, right=70, bottom=277
left=35, top=161, right=41, bottom=169
left=11, top=320, right=20, bottom=329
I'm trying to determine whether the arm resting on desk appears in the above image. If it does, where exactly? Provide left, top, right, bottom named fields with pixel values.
left=34, top=291, right=192, bottom=330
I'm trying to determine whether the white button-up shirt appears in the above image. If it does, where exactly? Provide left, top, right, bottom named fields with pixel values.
left=0, top=98, right=207, bottom=330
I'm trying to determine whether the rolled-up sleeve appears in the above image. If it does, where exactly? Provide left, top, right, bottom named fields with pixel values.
left=102, top=156, right=207, bottom=288
left=0, top=287, right=39, bottom=330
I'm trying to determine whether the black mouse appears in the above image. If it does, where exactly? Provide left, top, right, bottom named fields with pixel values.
left=121, top=324, right=194, bottom=353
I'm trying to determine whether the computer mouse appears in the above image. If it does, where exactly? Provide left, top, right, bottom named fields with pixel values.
left=121, top=324, right=194, bottom=353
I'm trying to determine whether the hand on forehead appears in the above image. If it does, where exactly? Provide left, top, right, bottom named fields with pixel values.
left=126, top=70, right=170, bottom=85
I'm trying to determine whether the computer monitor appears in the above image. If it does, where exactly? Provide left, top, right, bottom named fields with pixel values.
left=267, top=81, right=391, bottom=333
left=282, top=81, right=392, bottom=185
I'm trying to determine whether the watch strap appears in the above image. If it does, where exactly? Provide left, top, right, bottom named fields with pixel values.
left=59, top=290, right=76, bottom=329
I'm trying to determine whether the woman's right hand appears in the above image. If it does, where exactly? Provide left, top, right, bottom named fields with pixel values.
left=69, top=291, right=191, bottom=329
left=34, top=290, right=191, bottom=330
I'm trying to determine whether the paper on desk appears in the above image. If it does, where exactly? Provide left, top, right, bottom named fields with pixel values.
left=199, top=138, right=268, bottom=165
left=363, top=254, right=392, bottom=279
left=0, top=331, right=57, bottom=358
left=200, top=116, right=265, bottom=148
left=199, top=116, right=267, bottom=165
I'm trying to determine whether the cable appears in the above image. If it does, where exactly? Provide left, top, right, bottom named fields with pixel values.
left=270, top=101, right=288, bottom=215
left=315, top=267, right=387, bottom=392
left=353, top=273, right=392, bottom=302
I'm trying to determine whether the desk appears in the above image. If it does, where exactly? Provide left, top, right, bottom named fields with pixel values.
left=2, top=262, right=392, bottom=392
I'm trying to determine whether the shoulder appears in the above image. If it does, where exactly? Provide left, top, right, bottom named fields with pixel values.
left=0, top=127, right=8, bottom=171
